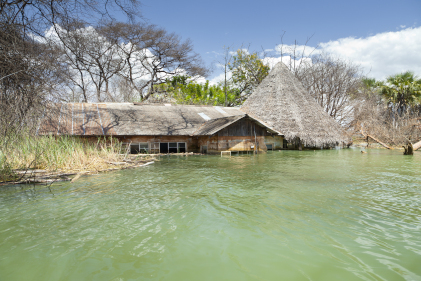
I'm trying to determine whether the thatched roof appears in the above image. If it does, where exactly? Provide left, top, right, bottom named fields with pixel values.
left=241, top=62, right=345, bottom=147
left=37, top=103, right=251, bottom=136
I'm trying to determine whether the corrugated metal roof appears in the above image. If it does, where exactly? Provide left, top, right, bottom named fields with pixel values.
left=37, top=103, right=247, bottom=136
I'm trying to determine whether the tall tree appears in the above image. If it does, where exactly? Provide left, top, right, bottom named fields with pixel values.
left=296, top=54, right=363, bottom=125
left=229, top=49, right=270, bottom=102
left=98, top=22, right=209, bottom=101
left=154, top=75, right=241, bottom=106
left=379, top=71, right=421, bottom=116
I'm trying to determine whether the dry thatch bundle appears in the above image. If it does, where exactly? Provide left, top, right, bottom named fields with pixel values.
left=241, top=62, right=346, bottom=148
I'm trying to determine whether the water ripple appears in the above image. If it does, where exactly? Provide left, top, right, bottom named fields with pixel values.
left=1, top=150, right=421, bottom=280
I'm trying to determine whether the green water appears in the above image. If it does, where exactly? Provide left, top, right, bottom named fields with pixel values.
left=1, top=149, right=421, bottom=281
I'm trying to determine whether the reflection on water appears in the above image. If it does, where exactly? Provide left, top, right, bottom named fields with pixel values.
left=1, top=149, right=421, bottom=280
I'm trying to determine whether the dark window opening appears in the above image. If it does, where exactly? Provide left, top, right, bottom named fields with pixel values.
left=267, top=144, right=273, bottom=150
left=160, top=142, right=168, bottom=153
left=283, top=139, right=288, bottom=149
left=130, top=144, right=140, bottom=154
left=178, top=142, right=186, bottom=153
left=202, top=145, right=208, bottom=154
left=159, top=142, right=187, bottom=153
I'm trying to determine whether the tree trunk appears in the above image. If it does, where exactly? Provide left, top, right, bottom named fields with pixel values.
left=413, top=140, right=421, bottom=151
left=360, top=129, right=392, bottom=149
left=403, top=140, right=421, bottom=155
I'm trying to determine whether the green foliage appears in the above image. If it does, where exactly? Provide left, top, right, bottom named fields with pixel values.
left=229, top=49, right=270, bottom=97
left=362, top=78, right=382, bottom=89
left=380, top=72, right=421, bottom=111
left=364, top=72, right=421, bottom=116
left=154, top=49, right=270, bottom=106
left=155, top=76, right=242, bottom=106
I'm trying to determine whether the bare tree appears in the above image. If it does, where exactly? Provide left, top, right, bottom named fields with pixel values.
left=0, top=0, right=141, bottom=179
left=99, top=22, right=209, bottom=101
left=296, top=54, right=363, bottom=125
left=216, top=46, right=233, bottom=107
left=353, top=80, right=421, bottom=147
left=274, top=35, right=362, bottom=126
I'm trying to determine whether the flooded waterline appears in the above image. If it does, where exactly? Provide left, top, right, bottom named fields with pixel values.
left=1, top=149, right=421, bottom=280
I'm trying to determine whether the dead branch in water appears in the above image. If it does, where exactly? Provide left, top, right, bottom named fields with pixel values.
left=360, top=129, right=392, bottom=149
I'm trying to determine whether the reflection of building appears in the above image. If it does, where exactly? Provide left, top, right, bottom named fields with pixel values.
left=37, top=62, right=344, bottom=153
left=37, top=103, right=283, bottom=154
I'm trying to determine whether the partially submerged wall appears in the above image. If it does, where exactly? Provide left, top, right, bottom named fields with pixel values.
left=116, top=135, right=198, bottom=153
left=196, top=118, right=272, bottom=154
left=197, top=136, right=267, bottom=154
left=264, top=135, right=284, bottom=150
left=73, top=117, right=283, bottom=154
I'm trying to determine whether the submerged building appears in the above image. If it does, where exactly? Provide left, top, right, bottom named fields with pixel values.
left=37, top=103, right=283, bottom=154
left=37, top=62, right=344, bottom=153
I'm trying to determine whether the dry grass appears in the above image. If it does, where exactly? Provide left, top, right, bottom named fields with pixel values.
left=0, top=135, right=145, bottom=182
left=241, top=62, right=346, bottom=148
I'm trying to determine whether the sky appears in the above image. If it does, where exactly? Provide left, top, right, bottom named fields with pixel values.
left=138, top=0, right=421, bottom=82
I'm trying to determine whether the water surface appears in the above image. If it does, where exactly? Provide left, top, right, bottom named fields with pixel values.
left=1, top=149, right=421, bottom=280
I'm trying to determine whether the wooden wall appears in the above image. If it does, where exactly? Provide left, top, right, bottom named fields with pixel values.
left=197, top=118, right=271, bottom=153
left=217, top=118, right=267, bottom=137
left=264, top=135, right=284, bottom=150
left=77, top=118, right=283, bottom=154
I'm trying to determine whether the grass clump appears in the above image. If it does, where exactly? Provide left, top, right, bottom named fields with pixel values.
left=0, top=135, right=127, bottom=183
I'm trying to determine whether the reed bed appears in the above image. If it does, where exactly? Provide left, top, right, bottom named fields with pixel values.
left=0, top=135, right=129, bottom=182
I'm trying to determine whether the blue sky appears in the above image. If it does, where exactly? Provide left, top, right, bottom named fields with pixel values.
left=140, top=0, right=421, bottom=81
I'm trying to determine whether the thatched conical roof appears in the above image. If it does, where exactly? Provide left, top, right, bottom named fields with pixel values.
left=241, top=62, right=345, bottom=147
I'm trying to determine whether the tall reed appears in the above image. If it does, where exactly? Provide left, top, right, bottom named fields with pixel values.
left=0, top=135, right=125, bottom=182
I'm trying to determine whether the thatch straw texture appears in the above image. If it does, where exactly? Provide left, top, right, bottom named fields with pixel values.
left=241, top=62, right=345, bottom=147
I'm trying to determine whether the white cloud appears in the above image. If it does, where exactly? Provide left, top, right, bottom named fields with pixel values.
left=262, top=56, right=312, bottom=70
left=268, top=26, right=421, bottom=80
left=209, top=71, right=232, bottom=86
left=274, top=44, right=319, bottom=58
left=229, top=48, right=250, bottom=56
left=317, top=27, right=421, bottom=80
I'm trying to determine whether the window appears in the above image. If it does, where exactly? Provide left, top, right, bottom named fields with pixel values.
left=130, top=143, right=140, bottom=154
left=150, top=142, right=159, bottom=154
left=202, top=145, right=208, bottom=154
left=283, top=139, right=288, bottom=149
left=130, top=143, right=149, bottom=154
left=266, top=144, right=273, bottom=150
left=159, top=142, right=187, bottom=153
left=139, top=143, right=148, bottom=153
left=169, top=142, right=178, bottom=153
left=160, top=142, right=168, bottom=153
left=178, top=142, right=186, bottom=153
